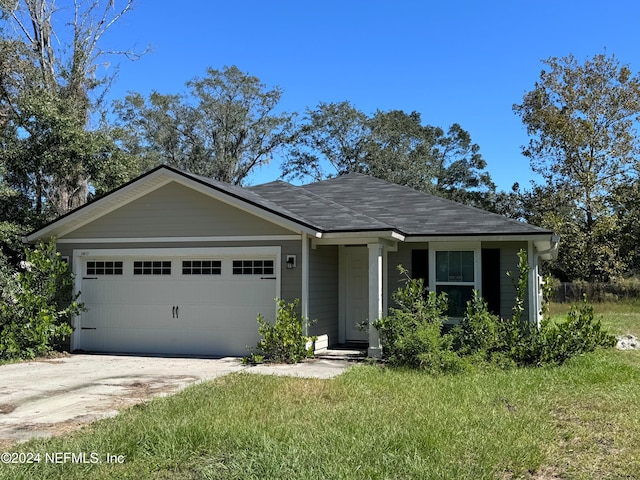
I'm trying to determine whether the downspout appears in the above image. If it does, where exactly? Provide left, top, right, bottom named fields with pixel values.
left=301, top=232, right=309, bottom=336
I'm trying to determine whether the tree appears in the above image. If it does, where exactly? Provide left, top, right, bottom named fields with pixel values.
left=0, top=0, right=142, bottom=221
left=113, top=66, right=296, bottom=185
left=281, top=101, right=370, bottom=181
left=514, top=53, right=640, bottom=281
left=366, top=111, right=495, bottom=207
left=283, top=103, right=495, bottom=207
left=614, top=177, right=640, bottom=274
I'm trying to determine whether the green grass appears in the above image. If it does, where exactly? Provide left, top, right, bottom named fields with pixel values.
left=2, top=303, right=640, bottom=479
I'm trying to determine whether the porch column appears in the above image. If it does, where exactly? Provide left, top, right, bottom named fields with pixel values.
left=301, top=233, right=309, bottom=335
left=367, top=242, right=383, bottom=358
left=528, top=241, right=540, bottom=326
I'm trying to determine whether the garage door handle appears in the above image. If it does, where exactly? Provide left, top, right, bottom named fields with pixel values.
left=261, top=276, right=277, bottom=280
left=172, top=306, right=176, bottom=318
left=175, top=305, right=179, bottom=318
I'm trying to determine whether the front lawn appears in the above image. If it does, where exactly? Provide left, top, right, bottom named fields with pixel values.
left=2, top=303, right=639, bottom=480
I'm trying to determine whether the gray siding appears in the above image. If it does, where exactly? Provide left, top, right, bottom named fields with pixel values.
left=308, top=245, right=339, bottom=344
left=65, top=182, right=292, bottom=239
left=387, top=242, right=429, bottom=308
left=482, top=241, right=529, bottom=320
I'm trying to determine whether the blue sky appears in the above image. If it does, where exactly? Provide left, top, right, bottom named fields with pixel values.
left=100, top=0, right=640, bottom=190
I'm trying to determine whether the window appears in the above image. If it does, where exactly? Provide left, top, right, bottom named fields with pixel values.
left=182, top=260, right=222, bottom=275
left=436, top=251, right=474, bottom=282
left=434, top=251, right=475, bottom=318
left=232, top=259, right=274, bottom=275
left=87, top=261, right=123, bottom=275
left=133, top=260, right=171, bottom=275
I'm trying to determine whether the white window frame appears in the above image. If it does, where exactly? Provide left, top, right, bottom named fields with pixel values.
left=429, top=242, right=482, bottom=319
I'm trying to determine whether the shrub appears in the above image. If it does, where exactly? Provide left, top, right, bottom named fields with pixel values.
left=250, top=298, right=315, bottom=364
left=452, top=290, right=502, bottom=358
left=534, top=296, right=617, bottom=365
left=373, top=266, right=467, bottom=374
left=452, top=250, right=616, bottom=368
left=0, top=239, right=83, bottom=360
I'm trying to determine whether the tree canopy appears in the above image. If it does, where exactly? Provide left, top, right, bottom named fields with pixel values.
left=282, top=102, right=495, bottom=207
left=3, top=6, right=639, bottom=285
left=113, top=66, right=296, bottom=185
left=0, top=0, right=142, bottom=226
left=514, top=53, right=640, bottom=280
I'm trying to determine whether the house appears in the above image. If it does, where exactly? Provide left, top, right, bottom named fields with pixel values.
left=24, top=165, right=559, bottom=358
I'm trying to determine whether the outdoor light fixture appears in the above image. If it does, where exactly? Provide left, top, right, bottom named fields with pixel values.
left=286, top=255, right=297, bottom=269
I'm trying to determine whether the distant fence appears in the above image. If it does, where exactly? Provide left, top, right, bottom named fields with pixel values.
left=554, top=280, right=640, bottom=303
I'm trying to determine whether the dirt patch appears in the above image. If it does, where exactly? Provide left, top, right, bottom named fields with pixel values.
left=0, top=417, right=99, bottom=449
left=35, top=351, right=72, bottom=363
left=99, top=376, right=199, bottom=412
left=0, top=404, right=16, bottom=414
left=527, top=466, right=565, bottom=479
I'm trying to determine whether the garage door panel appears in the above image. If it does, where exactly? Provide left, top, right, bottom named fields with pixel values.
left=77, top=253, right=278, bottom=356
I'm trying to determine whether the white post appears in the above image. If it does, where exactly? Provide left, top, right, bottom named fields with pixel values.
left=368, top=242, right=383, bottom=358
left=301, top=233, right=309, bottom=336
left=527, top=241, right=537, bottom=325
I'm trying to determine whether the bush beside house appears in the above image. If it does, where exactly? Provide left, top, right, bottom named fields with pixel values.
left=376, top=252, right=616, bottom=373
left=0, top=239, right=83, bottom=360
left=246, top=298, right=316, bottom=364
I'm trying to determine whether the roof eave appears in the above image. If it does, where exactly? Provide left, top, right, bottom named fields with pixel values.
left=313, top=229, right=405, bottom=243
left=404, top=232, right=555, bottom=242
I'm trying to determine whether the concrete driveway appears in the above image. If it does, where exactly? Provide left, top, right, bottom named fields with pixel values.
left=0, top=353, right=354, bottom=446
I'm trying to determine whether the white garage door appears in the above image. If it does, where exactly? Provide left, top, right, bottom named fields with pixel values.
left=74, top=248, right=279, bottom=356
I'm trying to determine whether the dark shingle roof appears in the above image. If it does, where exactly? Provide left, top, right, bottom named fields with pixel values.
left=179, top=168, right=552, bottom=237
left=248, top=181, right=393, bottom=232
left=300, top=173, right=551, bottom=236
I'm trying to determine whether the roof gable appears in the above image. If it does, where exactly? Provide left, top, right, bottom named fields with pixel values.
left=63, top=181, right=293, bottom=239
left=25, top=166, right=321, bottom=242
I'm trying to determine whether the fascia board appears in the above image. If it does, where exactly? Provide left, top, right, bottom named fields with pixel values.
left=320, top=230, right=405, bottom=241
left=405, top=233, right=556, bottom=243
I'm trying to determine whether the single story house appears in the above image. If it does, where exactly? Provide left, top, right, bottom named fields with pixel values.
left=25, top=165, right=559, bottom=357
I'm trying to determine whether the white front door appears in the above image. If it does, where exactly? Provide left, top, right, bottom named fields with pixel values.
left=344, top=247, right=369, bottom=342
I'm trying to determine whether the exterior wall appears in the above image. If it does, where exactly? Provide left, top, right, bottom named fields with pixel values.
left=386, top=242, right=429, bottom=308
left=64, top=182, right=293, bottom=239
left=482, top=241, right=530, bottom=320
left=308, top=245, right=339, bottom=344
